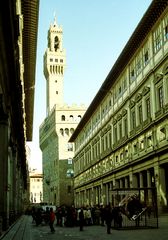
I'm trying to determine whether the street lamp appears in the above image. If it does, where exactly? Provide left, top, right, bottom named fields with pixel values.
left=66, top=169, right=74, bottom=178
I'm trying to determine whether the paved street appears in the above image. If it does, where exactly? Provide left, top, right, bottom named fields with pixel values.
left=0, top=215, right=168, bottom=240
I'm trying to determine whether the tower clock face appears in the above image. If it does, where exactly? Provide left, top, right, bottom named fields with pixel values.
left=54, top=36, right=59, bottom=51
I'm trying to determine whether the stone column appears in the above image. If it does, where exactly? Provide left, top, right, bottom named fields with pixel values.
left=77, top=192, right=80, bottom=208
left=84, top=189, right=87, bottom=206
left=120, top=179, right=123, bottom=188
left=115, top=179, right=119, bottom=188
left=154, top=165, right=160, bottom=212
left=147, top=170, right=152, bottom=205
left=91, top=187, right=94, bottom=207
left=110, top=181, right=114, bottom=205
left=159, top=167, right=167, bottom=209
left=104, top=183, right=108, bottom=205
left=130, top=173, right=138, bottom=188
left=139, top=172, right=144, bottom=188
left=95, top=187, right=98, bottom=205
left=163, top=76, right=168, bottom=104
left=0, top=98, right=9, bottom=230
left=101, top=183, right=105, bottom=205
left=89, top=188, right=92, bottom=206
left=78, top=191, right=81, bottom=207
left=147, top=170, right=152, bottom=188
left=12, top=148, right=17, bottom=218
left=139, top=172, right=144, bottom=201
left=125, top=176, right=129, bottom=188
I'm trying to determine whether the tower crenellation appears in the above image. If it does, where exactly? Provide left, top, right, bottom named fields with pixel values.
left=44, top=18, right=66, bottom=115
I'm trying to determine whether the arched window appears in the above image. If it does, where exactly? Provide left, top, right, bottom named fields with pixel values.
left=54, top=36, right=59, bottom=51
left=50, top=65, right=52, bottom=73
left=65, top=128, right=69, bottom=136
left=77, top=115, right=81, bottom=121
left=70, top=128, right=74, bottom=134
left=60, top=128, right=64, bottom=136
left=61, top=115, right=65, bottom=121
left=70, top=115, right=74, bottom=121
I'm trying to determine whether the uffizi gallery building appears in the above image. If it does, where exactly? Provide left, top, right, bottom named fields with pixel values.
left=69, top=0, right=168, bottom=213
left=0, top=0, right=39, bottom=231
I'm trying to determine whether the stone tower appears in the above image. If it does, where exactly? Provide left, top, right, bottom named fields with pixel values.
left=43, top=17, right=66, bottom=115
left=40, top=18, right=86, bottom=206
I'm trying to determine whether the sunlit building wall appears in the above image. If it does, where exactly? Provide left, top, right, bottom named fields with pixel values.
left=69, top=1, right=168, bottom=213
left=29, top=172, right=43, bottom=203
left=39, top=19, right=86, bottom=206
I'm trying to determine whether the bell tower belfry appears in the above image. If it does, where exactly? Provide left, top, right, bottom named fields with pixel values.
left=44, top=17, right=66, bottom=115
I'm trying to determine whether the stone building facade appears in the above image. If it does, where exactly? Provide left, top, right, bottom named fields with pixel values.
left=29, top=172, right=43, bottom=204
left=39, top=19, right=86, bottom=207
left=0, top=0, right=39, bottom=231
left=69, top=0, right=168, bottom=213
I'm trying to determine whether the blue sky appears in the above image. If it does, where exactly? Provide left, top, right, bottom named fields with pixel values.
left=28, top=0, right=152, bottom=171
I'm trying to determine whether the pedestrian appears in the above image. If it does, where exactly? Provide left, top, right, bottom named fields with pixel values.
left=31, top=206, right=36, bottom=224
left=35, top=208, right=42, bottom=226
left=44, top=207, right=50, bottom=225
left=100, top=204, right=106, bottom=226
left=94, top=205, right=101, bottom=225
left=104, top=204, right=113, bottom=234
left=49, top=207, right=55, bottom=233
left=78, top=207, right=84, bottom=231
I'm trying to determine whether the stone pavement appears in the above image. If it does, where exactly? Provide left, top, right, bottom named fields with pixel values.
left=0, top=215, right=168, bottom=240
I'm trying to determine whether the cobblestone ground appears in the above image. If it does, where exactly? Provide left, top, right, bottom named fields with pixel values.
left=31, top=218, right=168, bottom=240
left=1, top=215, right=168, bottom=240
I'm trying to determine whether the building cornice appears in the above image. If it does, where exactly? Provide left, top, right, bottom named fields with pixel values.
left=69, top=0, right=168, bottom=142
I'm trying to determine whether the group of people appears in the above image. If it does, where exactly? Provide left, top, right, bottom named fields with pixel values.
left=31, top=206, right=56, bottom=232
left=31, top=204, right=123, bottom=234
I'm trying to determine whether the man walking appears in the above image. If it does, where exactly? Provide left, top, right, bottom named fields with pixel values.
left=49, top=207, right=55, bottom=233
left=104, top=204, right=113, bottom=234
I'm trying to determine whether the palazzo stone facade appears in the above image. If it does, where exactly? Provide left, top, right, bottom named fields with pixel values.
left=39, top=19, right=86, bottom=207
